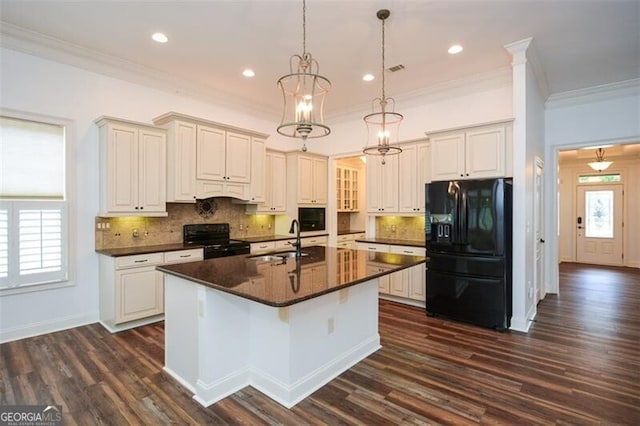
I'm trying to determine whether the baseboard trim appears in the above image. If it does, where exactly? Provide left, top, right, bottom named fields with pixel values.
left=0, top=312, right=98, bottom=344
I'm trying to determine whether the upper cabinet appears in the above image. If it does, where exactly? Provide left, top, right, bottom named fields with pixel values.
left=248, top=137, right=267, bottom=203
left=96, top=117, right=167, bottom=217
left=287, top=152, right=328, bottom=206
left=398, top=142, right=430, bottom=213
left=162, top=119, right=197, bottom=202
left=366, top=154, right=399, bottom=214
left=336, top=166, right=359, bottom=212
left=429, top=121, right=513, bottom=181
left=154, top=112, right=268, bottom=202
left=247, top=150, right=287, bottom=213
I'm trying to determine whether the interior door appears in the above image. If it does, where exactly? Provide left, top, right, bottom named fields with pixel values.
left=534, top=159, right=544, bottom=303
left=576, top=184, right=623, bottom=266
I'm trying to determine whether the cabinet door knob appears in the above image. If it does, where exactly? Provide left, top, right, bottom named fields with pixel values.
left=135, top=206, right=139, bottom=210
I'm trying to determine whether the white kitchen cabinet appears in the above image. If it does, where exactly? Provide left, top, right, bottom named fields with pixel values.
left=250, top=241, right=276, bottom=254
left=96, top=117, right=167, bottom=216
left=430, top=122, right=511, bottom=181
left=250, top=239, right=295, bottom=254
left=389, top=245, right=426, bottom=301
left=358, top=243, right=426, bottom=304
left=301, top=235, right=328, bottom=247
left=163, top=119, right=197, bottom=202
left=336, top=166, right=359, bottom=212
left=366, top=155, right=399, bottom=214
left=288, top=153, right=328, bottom=205
left=248, top=150, right=287, bottom=213
left=116, top=263, right=164, bottom=324
left=153, top=112, right=269, bottom=202
left=399, top=142, right=430, bottom=214
left=336, top=232, right=366, bottom=249
left=99, top=248, right=203, bottom=332
left=248, top=137, right=266, bottom=203
left=197, top=125, right=251, bottom=183
left=164, top=248, right=204, bottom=264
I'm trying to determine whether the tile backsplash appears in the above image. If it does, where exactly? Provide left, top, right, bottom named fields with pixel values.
left=375, top=216, right=425, bottom=242
left=95, top=199, right=275, bottom=250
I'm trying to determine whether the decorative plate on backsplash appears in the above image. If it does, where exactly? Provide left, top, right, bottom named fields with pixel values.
left=196, top=198, right=218, bottom=219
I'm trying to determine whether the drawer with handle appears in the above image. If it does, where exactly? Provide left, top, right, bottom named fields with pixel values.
left=164, top=249, right=204, bottom=264
left=389, top=246, right=426, bottom=256
left=115, top=252, right=165, bottom=270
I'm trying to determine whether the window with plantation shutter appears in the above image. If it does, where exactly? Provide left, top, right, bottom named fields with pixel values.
left=0, top=114, right=69, bottom=293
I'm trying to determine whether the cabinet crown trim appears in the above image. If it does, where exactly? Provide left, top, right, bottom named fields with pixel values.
left=94, top=116, right=167, bottom=132
left=425, top=118, right=514, bottom=137
left=152, top=111, right=269, bottom=139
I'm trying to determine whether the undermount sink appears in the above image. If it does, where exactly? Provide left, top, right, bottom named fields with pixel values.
left=276, top=251, right=309, bottom=258
left=248, top=255, right=285, bottom=263
left=248, top=251, right=309, bottom=263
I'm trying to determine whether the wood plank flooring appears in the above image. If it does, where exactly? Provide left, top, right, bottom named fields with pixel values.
left=2, top=262, right=639, bottom=424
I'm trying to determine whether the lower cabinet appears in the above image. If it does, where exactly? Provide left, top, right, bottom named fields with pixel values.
left=116, top=265, right=164, bottom=324
left=250, top=240, right=292, bottom=254
left=336, top=232, right=366, bottom=249
left=99, top=248, right=203, bottom=332
left=301, top=235, right=328, bottom=247
left=358, top=242, right=426, bottom=306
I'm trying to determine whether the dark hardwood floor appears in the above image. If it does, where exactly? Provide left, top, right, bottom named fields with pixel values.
left=2, top=263, right=639, bottom=425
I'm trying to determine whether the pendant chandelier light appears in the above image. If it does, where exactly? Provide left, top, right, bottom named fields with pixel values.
left=277, top=0, right=331, bottom=152
left=588, top=147, right=613, bottom=172
left=363, top=9, right=403, bottom=165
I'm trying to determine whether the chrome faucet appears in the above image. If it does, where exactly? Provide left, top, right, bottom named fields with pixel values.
left=288, top=219, right=302, bottom=257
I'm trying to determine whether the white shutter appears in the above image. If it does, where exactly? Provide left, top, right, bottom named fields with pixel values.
left=0, top=208, right=7, bottom=280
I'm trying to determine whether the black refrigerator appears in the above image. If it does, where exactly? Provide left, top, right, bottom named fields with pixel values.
left=425, top=178, right=512, bottom=330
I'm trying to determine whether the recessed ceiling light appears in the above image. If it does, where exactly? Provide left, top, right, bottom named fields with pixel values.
left=362, top=74, right=375, bottom=82
left=242, top=69, right=256, bottom=78
left=152, top=32, right=168, bottom=43
left=448, top=44, right=463, bottom=55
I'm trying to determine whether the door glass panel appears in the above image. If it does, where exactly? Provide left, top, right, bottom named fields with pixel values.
left=585, top=190, right=613, bottom=238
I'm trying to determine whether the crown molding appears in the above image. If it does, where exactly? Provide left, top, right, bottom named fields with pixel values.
left=545, top=78, right=640, bottom=109
left=0, top=21, right=280, bottom=122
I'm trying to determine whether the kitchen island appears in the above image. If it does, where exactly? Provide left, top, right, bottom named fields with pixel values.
left=157, top=245, right=425, bottom=408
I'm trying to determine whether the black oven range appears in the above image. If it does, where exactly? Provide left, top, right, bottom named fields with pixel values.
left=183, top=223, right=250, bottom=259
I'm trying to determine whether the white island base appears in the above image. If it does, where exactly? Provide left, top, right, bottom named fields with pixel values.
left=163, top=275, right=381, bottom=409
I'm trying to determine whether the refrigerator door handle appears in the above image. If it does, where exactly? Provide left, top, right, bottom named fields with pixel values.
left=458, top=186, right=468, bottom=244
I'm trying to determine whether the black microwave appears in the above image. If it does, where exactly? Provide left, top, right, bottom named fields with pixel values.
left=298, top=208, right=326, bottom=232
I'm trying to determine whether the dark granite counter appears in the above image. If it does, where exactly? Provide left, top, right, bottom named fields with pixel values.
left=355, top=238, right=425, bottom=248
left=337, top=230, right=366, bottom=236
left=158, top=245, right=425, bottom=307
left=96, top=243, right=202, bottom=257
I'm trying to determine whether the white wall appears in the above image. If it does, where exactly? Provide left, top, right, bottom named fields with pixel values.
left=544, top=87, right=640, bottom=293
left=0, top=47, right=513, bottom=342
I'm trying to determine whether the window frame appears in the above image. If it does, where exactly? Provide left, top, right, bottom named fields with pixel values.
left=0, top=109, right=74, bottom=296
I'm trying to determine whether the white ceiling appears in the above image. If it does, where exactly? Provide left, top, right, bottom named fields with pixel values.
left=1, top=1, right=639, bottom=120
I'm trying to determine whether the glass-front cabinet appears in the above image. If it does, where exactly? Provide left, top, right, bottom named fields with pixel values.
left=336, top=166, right=359, bottom=212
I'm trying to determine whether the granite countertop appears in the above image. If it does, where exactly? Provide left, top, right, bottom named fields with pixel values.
left=96, top=243, right=202, bottom=257
left=157, top=245, right=425, bottom=308
left=337, top=230, right=366, bottom=236
left=355, top=238, right=426, bottom=248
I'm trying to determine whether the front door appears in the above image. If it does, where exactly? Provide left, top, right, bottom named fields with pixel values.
left=576, top=184, right=623, bottom=266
